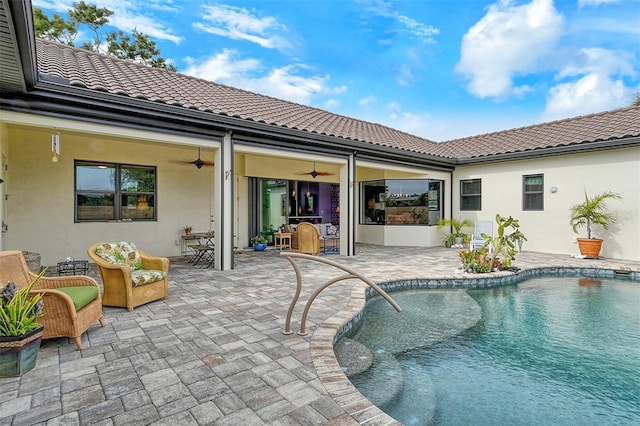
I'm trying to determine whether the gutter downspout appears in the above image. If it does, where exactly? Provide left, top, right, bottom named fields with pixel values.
left=449, top=169, right=454, bottom=222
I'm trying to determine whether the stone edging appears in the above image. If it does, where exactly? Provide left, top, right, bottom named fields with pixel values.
left=310, top=266, right=639, bottom=425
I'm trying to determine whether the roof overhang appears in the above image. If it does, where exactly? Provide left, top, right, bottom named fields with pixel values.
left=1, top=81, right=456, bottom=171
left=454, top=136, right=640, bottom=165
left=0, top=0, right=37, bottom=92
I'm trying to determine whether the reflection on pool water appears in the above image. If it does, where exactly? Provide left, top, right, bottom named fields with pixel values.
left=340, top=277, right=640, bottom=425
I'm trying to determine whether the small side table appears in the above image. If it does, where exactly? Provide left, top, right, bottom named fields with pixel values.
left=321, top=236, right=340, bottom=253
left=57, top=260, right=89, bottom=276
left=274, top=232, right=292, bottom=251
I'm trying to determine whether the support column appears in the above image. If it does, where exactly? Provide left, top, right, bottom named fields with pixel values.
left=215, top=131, right=234, bottom=270
left=347, top=152, right=357, bottom=256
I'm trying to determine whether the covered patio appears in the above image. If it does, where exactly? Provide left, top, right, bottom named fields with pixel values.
left=1, top=246, right=638, bottom=424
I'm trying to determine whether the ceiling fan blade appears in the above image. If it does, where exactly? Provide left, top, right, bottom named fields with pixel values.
left=296, top=161, right=334, bottom=178
left=190, top=159, right=214, bottom=168
left=171, top=147, right=215, bottom=168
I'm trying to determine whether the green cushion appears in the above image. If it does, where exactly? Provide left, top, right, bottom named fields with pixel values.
left=57, top=286, right=99, bottom=311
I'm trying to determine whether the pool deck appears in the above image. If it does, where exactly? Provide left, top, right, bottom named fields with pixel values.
left=1, top=246, right=638, bottom=425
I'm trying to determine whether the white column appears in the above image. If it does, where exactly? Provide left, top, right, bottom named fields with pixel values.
left=214, top=131, right=234, bottom=270
left=346, top=152, right=357, bottom=256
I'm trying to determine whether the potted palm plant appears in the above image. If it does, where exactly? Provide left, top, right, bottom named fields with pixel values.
left=0, top=270, right=46, bottom=377
left=569, top=190, right=622, bottom=258
left=438, top=218, right=473, bottom=247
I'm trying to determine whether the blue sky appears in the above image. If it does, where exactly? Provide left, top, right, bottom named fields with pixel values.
left=33, top=0, right=640, bottom=141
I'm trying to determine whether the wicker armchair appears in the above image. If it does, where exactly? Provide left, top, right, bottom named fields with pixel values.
left=87, top=242, right=169, bottom=312
left=0, top=251, right=104, bottom=350
left=296, top=222, right=320, bottom=255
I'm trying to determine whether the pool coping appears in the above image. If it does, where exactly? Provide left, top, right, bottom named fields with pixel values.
left=310, top=265, right=640, bottom=425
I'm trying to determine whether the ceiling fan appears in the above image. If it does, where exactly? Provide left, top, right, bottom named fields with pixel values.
left=298, top=161, right=334, bottom=179
left=175, top=147, right=214, bottom=169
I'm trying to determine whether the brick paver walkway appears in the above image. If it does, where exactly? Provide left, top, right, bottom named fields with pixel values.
left=1, top=246, right=638, bottom=425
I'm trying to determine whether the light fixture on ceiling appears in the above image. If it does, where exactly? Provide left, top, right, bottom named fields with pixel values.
left=51, top=129, right=60, bottom=163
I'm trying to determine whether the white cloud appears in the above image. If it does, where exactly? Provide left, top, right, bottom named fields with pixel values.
left=543, top=48, right=636, bottom=119
left=555, top=48, right=635, bottom=79
left=193, top=4, right=291, bottom=51
left=359, top=0, right=440, bottom=43
left=359, top=96, right=377, bottom=107
left=387, top=101, right=402, bottom=113
left=578, top=0, right=620, bottom=6
left=543, top=74, right=629, bottom=119
left=394, top=64, right=416, bottom=86
left=456, top=0, right=563, bottom=99
left=32, top=0, right=71, bottom=12
left=33, top=0, right=183, bottom=44
left=386, top=111, right=435, bottom=138
left=324, top=99, right=341, bottom=109
left=324, top=85, right=348, bottom=96
left=111, top=14, right=183, bottom=44
left=184, top=49, right=336, bottom=105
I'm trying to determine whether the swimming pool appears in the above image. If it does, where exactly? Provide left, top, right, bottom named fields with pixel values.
left=338, top=276, right=640, bottom=425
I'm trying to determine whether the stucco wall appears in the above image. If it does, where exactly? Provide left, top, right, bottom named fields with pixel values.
left=0, top=123, right=8, bottom=251
left=3, top=117, right=637, bottom=264
left=6, top=125, right=217, bottom=265
left=452, top=147, right=640, bottom=261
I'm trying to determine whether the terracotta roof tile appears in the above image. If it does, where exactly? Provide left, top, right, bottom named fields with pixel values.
left=433, top=106, right=640, bottom=159
left=34, top=39, right=441, bottom=156
left=34, top=40, right=639, bottom=161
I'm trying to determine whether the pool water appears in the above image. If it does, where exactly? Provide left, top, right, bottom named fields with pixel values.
left=344, top=277, right=640, bottom=425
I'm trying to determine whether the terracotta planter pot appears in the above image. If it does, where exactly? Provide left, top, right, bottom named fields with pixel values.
left=577, top=238, right=603, bottom=258
left=0, top=326, right=43, bottom=377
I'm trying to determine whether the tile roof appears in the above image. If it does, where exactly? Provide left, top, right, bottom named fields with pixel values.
left=34, top=40, right=640, bottom=161
left=35, top=39, right=440, bottom=156
left=433, top=106, right=640, bottom=159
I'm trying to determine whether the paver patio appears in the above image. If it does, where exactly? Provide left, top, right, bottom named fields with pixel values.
left=1, top=245, right=638, bottom=425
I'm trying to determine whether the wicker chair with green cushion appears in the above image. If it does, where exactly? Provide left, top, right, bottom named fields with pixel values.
left=0, top=251, right=104, bottom=350
left=87, top=242, right=169, bottom=311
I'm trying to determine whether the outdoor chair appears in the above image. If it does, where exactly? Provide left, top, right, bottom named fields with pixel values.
left=470, top=220, right=494, bottom=252
left=296, top=222, right=320, bottom=255
left=0, top=250, right=104, bottom=350
left=88, top=242, right=169, bottom=311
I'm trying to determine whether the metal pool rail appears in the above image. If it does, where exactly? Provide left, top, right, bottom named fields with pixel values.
left=280, top=252, right=402, bottom=335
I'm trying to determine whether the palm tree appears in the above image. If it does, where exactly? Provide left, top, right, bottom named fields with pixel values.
left=569, top=191, right=622, bottom=239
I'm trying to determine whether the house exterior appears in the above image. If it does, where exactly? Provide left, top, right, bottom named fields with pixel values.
left=1, top=1, right=639, bottom=268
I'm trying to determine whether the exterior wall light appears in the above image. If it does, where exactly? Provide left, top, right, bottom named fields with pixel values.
left=550, top=186, right=558, bottom=193
left=51, top=129, right=60, bottom=163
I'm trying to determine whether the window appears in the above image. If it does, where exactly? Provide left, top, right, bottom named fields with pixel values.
left=361, top=179, right=443, bottom=225
left=523, top=174, right=544, bottom=211
left=75, top=161, right=156, bottom=222
left=460, top=179, right=481, bottom=211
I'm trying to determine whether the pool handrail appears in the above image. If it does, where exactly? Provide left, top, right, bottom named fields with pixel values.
left=280, top=252, right=402, bottom=335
